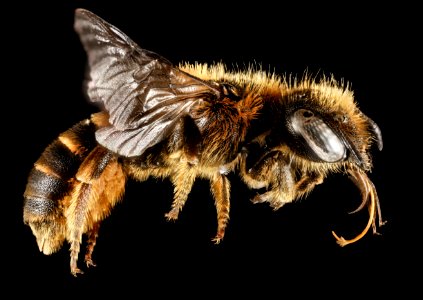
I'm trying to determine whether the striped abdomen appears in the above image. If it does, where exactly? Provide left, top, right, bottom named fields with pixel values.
left=23, top=118, right=98, bottom=254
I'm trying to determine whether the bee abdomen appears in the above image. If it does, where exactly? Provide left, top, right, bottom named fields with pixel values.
left=24, top=118, right=98, bottom=222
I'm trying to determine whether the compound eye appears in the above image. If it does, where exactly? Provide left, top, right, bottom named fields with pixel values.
left=290, top=109, right=346, bottom=162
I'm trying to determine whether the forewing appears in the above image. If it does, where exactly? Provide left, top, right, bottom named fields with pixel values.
left=73, top=9, right=218, bottom=157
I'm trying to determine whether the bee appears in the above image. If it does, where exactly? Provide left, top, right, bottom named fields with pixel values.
left=23, top=8, right=385, bottom=276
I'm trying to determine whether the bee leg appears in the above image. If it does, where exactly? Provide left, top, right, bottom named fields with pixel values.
left=243, top=151, right=296, bottom=210
left=294, top=172, right=324, bottom=198
left=67, top=146, right=123, bottom=276
left=252, top=157, right=296, bottom=210
left=165, top=168, right=196, bottom=221
left=239, top=150, right=272, bottom=189
left=210, top=174, right=230, bottom=243
left=68, top=182, right=92, bottom=276
left=84, top=221, right=100, bottom=268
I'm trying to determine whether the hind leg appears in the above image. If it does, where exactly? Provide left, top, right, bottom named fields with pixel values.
left=84, top=221, right=100, bottom=267
left=66, top=146, right=126, bottom=276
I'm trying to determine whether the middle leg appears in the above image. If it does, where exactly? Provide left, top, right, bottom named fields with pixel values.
left=210, top=174, right=230, bottom=243
left=165, top=166, right=196, bottom=221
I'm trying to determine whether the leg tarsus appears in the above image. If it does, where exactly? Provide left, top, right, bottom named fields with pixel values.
left=164, top=208, right=179, bottom=221
left=251, top=192, right=285, bottom=210
left=71, top=268, right=84, bottom=277
left=84, top=222, right=100, bottom=268
left=85, top=258, right=96, bottom=268
left=70, top=241, right=84, bottom=276
left=212, top=232, right=224, bottom=244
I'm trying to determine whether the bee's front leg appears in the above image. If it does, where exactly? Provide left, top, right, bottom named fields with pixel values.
left=294, top=172, right=324, bottom=198
left=241, top=150, right=296, bottom=210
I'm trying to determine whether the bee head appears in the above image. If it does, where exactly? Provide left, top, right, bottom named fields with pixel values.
left=278, top=78, right=383, bottom=171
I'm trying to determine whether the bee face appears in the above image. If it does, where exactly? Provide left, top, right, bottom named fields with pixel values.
left=23, top=8, right=385, bottom=276
left=265, top=84, right=383, bottom=172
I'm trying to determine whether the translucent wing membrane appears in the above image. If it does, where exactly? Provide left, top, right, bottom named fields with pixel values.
left=74, top=9, right=219, bottom=157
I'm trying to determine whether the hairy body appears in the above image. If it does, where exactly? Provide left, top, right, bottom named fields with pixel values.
left=23, top=9, right=384, bottom=276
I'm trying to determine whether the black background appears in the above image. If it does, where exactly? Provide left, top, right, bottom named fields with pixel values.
left=6, top=1, right=418, bottom=297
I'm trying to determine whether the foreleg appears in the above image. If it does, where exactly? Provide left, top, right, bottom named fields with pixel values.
left=241, top=151, right=296, bottom=210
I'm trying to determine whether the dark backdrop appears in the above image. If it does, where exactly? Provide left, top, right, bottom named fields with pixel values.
left=6, top=1, right=417, bottom=297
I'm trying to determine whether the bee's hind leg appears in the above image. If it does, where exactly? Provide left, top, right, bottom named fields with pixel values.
left=84, top=221, right=100, bottom=268
left=67, top=146, right=125, bottom=276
